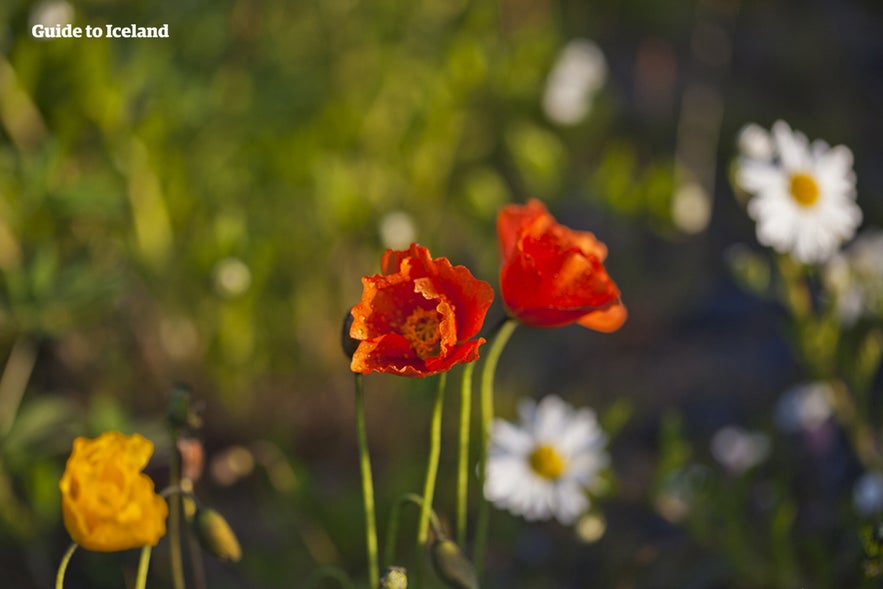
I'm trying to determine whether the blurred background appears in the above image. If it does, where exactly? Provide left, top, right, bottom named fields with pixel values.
left=1, top=0, right=882, bottom=587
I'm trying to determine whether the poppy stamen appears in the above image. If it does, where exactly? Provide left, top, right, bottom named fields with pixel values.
left=400, top=307, right=441, bottom=360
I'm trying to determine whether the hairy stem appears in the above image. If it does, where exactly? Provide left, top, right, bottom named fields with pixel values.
left=134, top=545, right=152, bottom=589
left=414, top=373, right=446, bottom=588
left=355, top=375, right=380, bottom=589
left=474, top=319, right=518, bottom=580
left=55, top=542, right=77, bottom=589
left=456, top=361, right=475, bottom=547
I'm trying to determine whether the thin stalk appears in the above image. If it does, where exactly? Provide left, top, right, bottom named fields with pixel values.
left=355, top=374, right=380, bottom=589
left=474, top=318, right=518, bottom=580
left=134, top=545, right=152, bottom=589
left=829, top=380, right=882, bottom=471
left=55, top=542, right=77, bottom=589
left=168, top=431, right=186, bottom=589
left=414, top=372, right=446, bottom=588
left=160, top=487, right=205, bottom=589
left=456, top=361, right=475, bottom=547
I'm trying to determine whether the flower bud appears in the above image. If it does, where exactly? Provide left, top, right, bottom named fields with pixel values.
left=167, top=383, right=203, bottom=430
left=194, top=507, right=242, bottom=563
left=341, top=310, right=360, bottom=360
left=380, top=566, right=408, bottom=589
left=430, top=538, right=478, bottom=589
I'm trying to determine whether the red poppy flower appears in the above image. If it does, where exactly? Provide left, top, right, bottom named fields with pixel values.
left=497, top=199, right=626, bottom=331
left=349, top=243, right=494, bottom=377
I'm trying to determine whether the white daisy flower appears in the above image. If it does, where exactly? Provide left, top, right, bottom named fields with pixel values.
left=775, top=381, right=833, bottom=433
left=854, top=471, right=883, bottom=517
left=824, top=229, right=883, bottom=324
left=735, top=120, right=862, bottom=264
left=484, top=395, right=608, bottom=525
left=542, top=39, right=607, bottom=126
left=736, top=122, right=775, bottom=162
left=710, top=425, right=770, bottom=474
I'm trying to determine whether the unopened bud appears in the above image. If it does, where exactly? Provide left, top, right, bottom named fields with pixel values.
left=341, top=310, right=360, bottom=360
left=168, top=383, right=203, bottom=430
left=194, top=507, right=242, bottom=563
left=431, top=538, right=478, bottom=589
left=380, top=566, right=408, bottom=589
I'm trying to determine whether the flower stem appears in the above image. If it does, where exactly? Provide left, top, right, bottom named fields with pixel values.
left=456, top=361, right=475, bottom=547
left=169, top=429, right=186, bottom=589
left=135, top=545, right=152, bottom=589
left=55, top=542, right=77, bottom=589
left=355, top=374, right=380, bottom=589
left=829, top=379, right=882, bottom=471
left=474, top=318, right=518, bottom=581
left=414, top=372, right=446, bottom=588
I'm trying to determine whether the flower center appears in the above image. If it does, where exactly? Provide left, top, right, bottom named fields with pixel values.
left=400, top=307, right=441, bottom=360
left=528, top=444, right=566, bottom=480
left=789, top=173, right=820, bottom=207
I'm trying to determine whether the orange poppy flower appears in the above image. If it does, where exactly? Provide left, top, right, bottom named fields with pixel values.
left=350, top=243, right=494, bottom=377
left=497, top=199, right=626, bottom=331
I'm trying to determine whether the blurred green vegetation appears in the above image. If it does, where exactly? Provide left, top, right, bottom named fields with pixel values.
left=1, top=0, right=882, bottom=587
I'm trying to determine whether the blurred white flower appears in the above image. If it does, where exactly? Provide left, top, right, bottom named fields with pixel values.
left=854, top=471, right=883, bottom=516
left=710, top=425, right=770, bottom=474
left=736, top=122, right=774, bottom=162
left=824, top=229, right=883, bottom=324
left=213, top=257, right=252, bottom=298
left=775, top=381, right=833, bottom=433
left=29, top=0, right=74, bottom=31
left=484, top=395, right=608, bottom=525
left=542, top=39, right=607, bottom=126
left=378, top=210, right=416, bottom=251
left=735, top=120, right=862, bottom=264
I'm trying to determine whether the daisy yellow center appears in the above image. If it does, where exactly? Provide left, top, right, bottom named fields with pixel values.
left=401, top=307, right=441, bottom=360
left=528, top=444, right=566, bottom=480
left=789, top=173, right=820, bottom=207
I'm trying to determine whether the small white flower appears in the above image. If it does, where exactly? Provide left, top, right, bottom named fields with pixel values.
left=775, top=381, right=833, bottom=433
left=378, top=210, right=417, bottom=251
left=735, top=120, right=862, bottom=264
left=824, top=229, right=883, bottom=324
left=484, top=395, right=608, bottom=525
left=736, top=122, right=775, bottom=161
left=710, top=425, right=770, bottom=474
left=854, top=471, right=883, bottom=516
left=542, top=39, right=607, bottom=126
left=29, top=0, right=74, bottom=31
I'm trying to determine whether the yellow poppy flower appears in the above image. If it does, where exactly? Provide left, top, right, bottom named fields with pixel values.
left=59, top=431, right=169, bottom=552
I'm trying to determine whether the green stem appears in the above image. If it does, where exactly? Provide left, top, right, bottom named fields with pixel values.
left=135, top=545, right=152, bottom=589
left=355, top=375, right=380, bottom=589
left=414, top=372, right=446, bottom=588
left=829, top=380, right=882, bottom=471
left=777, top=255, right=812, bottom=320
left=456, top=361, right=475, bottom=547
left=474, top=318, right=518, bottom=581
left=55, top=542, right=77, bottom=589
left=169, top=429, right=186, bottom=589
